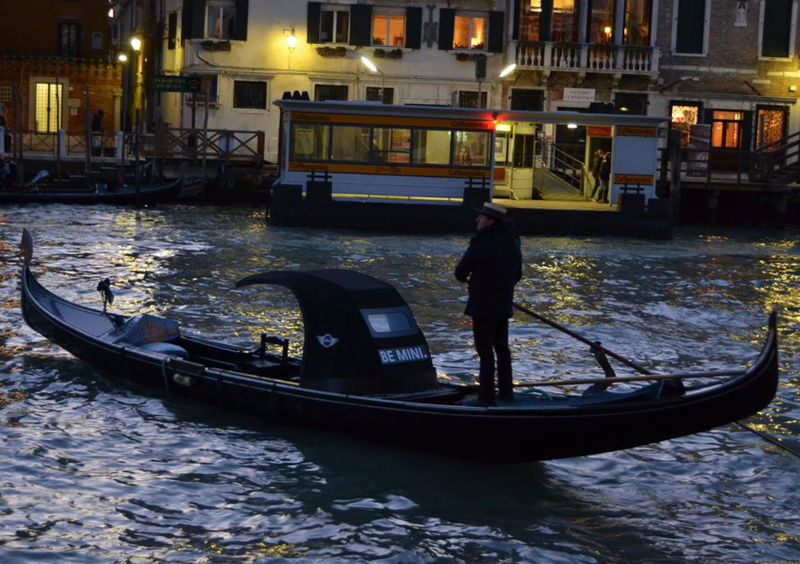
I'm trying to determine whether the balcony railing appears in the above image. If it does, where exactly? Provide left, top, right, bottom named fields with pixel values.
left=514, top=41, right=659, bottom=75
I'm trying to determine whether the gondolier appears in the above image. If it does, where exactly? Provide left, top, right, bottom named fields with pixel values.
left=455, top=202, right=522, bottom=406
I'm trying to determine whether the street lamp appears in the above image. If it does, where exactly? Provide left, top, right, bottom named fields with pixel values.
left=360, top=56, right=386, bottom=103
left=499, top=63, right=516, bottom=78
left=285, top=28, right=297, bottom=50
left=130, top=36, right=142, bottom=52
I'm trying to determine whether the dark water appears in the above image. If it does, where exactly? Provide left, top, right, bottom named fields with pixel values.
left=1, top=205, right=798, bottom=562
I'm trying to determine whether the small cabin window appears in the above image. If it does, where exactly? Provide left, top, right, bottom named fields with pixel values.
left=291, top=123, right=330, bottom=160
left=362, top=307, right=416, bottom=338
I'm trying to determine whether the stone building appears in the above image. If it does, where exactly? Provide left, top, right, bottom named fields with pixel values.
left=0, top=0, right=121, bottom=152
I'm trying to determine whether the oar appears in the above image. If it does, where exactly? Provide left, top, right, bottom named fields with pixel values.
left=513, top=369, right=742, bottom=389
left=513, top=302, right=653, bottom=375
left=514, top=302, right=800, bottom=459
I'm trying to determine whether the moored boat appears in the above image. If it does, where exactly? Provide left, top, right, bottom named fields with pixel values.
left=1, top=177, right=182, bottom=205
left=19, top=230, right=779, bottom=463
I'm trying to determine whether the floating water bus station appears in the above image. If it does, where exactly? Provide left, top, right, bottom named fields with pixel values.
left=268, top=100, right=672, bottom=238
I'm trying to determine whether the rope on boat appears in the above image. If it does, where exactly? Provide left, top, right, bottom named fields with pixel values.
left=517, top=387, right=554, bottom=400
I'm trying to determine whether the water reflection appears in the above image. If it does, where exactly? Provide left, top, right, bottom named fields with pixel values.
left=0, top=207, right=798, bottom=561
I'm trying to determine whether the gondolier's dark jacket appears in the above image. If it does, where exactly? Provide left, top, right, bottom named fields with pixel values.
left=454, top=222, right=522, bottom=319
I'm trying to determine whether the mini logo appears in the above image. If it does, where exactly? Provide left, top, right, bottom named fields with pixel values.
left=316, top=334, right=339, bottom=348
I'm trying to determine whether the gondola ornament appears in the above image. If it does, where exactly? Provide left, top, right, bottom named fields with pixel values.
left=96, top=278, right=114, bottom=313
left=20, top=228, right=33, bottom=266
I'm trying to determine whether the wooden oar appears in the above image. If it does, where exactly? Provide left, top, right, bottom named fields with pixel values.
left=513, top=369, right=742, bottom=389
left=513, top=302, right=653, bottom=375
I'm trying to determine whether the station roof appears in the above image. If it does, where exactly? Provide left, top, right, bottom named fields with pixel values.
left=273, top=99, right=668, bottom=127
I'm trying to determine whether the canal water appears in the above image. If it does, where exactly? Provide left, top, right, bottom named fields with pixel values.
left=0, top=205, right=798, bottom=562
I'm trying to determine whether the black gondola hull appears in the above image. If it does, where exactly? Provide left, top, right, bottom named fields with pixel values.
left=20, top=266, right=780, bottom=463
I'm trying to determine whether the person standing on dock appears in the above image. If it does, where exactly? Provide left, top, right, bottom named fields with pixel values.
left=455, top=202, right=522, bottom=406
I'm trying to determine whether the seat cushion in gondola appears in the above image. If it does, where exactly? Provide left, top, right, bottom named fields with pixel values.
left=140, top=341, right=189, bottom=358
left=104, top=314, right=181, bottom=346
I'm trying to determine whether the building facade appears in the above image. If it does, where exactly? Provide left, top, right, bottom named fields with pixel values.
left=0, top=0, right=121, bottom=151
left=109, top=0, right=800, bottom=165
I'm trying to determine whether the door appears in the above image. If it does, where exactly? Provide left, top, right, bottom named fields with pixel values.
left=509, top=124, right=537, bottom=199
left=707, top=109, right=751, bottom=172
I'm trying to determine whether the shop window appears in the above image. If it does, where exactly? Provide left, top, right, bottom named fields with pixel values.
left=366, top=86, right=394, bottom=104
left=755, top=107, right=787, bottom=149
left=315, top=84, right=348, bottom=101
left=207, top=0, right=234, bottom=39
left=761, top=0, right=793, bottom=58
left=58, top=20, right=81, bottom=57
left=373, top=12, right=405, bottom=46
left=670, top=102, right=701, bottom=148
left=587, top=0, right=615, bottom=44
left=457, top=90, right=487, bottom=108
left=614, top=93, right=647, bottom=115
left=34, top=82, right=63, bottom=133
left=233, top=80, right=267, bottom=109
left=673, top=0, right=708, bottom=55
left=623, top=0, right=652, bottom=45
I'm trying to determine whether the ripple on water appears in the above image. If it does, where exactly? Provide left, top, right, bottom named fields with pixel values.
left=0, top=208, right=798, bottom=561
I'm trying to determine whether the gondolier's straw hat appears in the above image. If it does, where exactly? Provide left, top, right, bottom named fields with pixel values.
left=474, top=201, right=509, bottom=220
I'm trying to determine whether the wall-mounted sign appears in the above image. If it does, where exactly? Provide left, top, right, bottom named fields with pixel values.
left=616, top=126, right=657, bottom=137
left=563, top=87, right=596, bottom=103
left=614, top=174, right=654, bottom=185
left=588, top=125, right=612, bottom=137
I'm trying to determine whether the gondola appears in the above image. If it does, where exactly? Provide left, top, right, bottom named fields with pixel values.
left=0, top=177, right=182, bottom=205
left=19, top=230, right=779, bottom=463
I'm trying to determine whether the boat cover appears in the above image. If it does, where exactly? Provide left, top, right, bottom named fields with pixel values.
left=237, top=269, right=437, bottom=394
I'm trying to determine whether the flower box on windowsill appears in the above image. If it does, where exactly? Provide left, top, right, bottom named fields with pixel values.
left=374, top=48, right=403, bottom=59
left=316, top=46, right=348, bottom=57
left=454, top=51, right=486, bottom=61
left=201, top=40, right=231, bottom=51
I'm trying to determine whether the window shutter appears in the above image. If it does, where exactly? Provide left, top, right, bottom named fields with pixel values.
left=741, top=111, right=754, bottom=151
left=762, top=0, right=792, bottom=57
left=406, top=7, right=422, bottom=49
left=168, top=12, right=177, bottom=49
left=438, top=8, right=455, bottom=50
left=232, top=0, right=249, bottom=40
left=350, top=4, right=372, bottom=46
left=675, top=0, right=705, bottom=54
left=307, top=2, right=321, bottom=44
left=182, top=0, right=205, bottom=42
left=512, top=0, right=521, bottom=40
left=488, top=11, right=504, bottom=52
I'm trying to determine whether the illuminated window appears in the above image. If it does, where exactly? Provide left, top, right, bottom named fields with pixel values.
left=373, top=128, right=411, bottom=163
left=454, top=14, right=486, bottom=50
left=412, top=129, right=451, bottom=164
left=206, top=0, right=234, bottom=39
left=670, top=102, right=700, bottom=148
left=331, top=125, right=371, bottom=161
left=755, top=107, right=787, bottom=149
left=291, top=123, right=330, bottom=160
left=523, top=0, right=543, bottom=42
left=373, top=12, right=405, bottom=46
left=453, top=130, right=490, bottom=167
left=587, top=0, right=615, bottom=43
left=320, top=6, right=350, bottom=43
left=711, top=110, right=743, bottom=149
left=34, top=82, right=63, bottom=133
left=552, top=0, right=577, bottom=42
left=624, top=0, right=652, bottom=45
